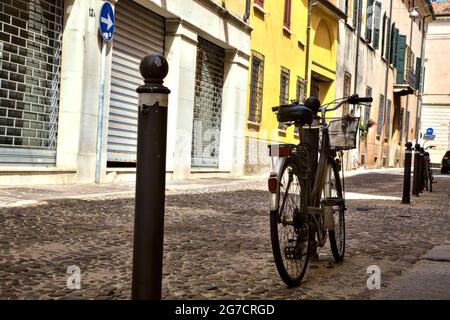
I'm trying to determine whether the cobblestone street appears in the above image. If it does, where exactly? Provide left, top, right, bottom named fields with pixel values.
left=0, top=170, right=449, bottom=300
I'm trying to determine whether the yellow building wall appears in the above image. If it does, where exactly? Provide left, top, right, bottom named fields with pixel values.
left=245, top=1, right=339, bottom=144
left=309, top=8, right=338, bottom=112
left=246, top=0, right=308, bottom=144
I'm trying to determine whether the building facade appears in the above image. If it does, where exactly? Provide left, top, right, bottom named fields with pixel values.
left=0, top=0, right=251, bottom=185
left=335, top=0, right=433, bottom=170
left=244, top=0, right=344, bottom=175
left=421, top=0, right=450, bottom=165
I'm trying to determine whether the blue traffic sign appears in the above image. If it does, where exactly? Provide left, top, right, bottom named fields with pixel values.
left=425, top=128, right=434, bottom=136
left=99, top=2, right=115, bottom=42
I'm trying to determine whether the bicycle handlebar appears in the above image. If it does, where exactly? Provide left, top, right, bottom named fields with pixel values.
left=272, top=94, right=373, bottom=114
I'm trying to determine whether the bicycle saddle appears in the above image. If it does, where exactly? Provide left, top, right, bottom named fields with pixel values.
left=276, top=104, right=314, bottom=126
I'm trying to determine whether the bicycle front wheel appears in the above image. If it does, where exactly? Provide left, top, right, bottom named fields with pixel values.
left=270, top=158, right=310, bottom=287
left=325, top=161, right=346, bottom=262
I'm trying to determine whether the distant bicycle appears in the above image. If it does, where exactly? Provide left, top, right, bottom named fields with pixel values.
left=423, top=146, right=436, bottom=192
left=268, top=94, right=372, bottom=287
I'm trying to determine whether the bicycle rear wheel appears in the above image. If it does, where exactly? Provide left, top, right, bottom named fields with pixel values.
left=270, top=158, right=310, bottom=287
left=325, top=161, right=345, bottom=262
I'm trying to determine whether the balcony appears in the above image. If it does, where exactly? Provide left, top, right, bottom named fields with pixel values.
left=394, top=68, right=417, bottom=96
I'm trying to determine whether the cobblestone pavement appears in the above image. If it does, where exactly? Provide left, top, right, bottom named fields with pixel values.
left=0, top=170, right=449, bottom=300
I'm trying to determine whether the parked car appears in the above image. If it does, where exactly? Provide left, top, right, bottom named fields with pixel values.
left=442, top=151, right=450, bottom=173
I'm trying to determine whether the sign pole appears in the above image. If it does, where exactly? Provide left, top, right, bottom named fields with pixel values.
left=95, top=2, right=115, bottom=183
left=95, top=40, right=107, bottom=184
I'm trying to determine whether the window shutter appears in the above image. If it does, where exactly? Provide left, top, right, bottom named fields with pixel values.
left=385, top=99, right=391, bottom=139
left=373, top=2, right=382, bottom=49
left=385, top=17, right=391, bottom=60
left=392, top=28, right=399, bottom=67
left=284, top=0, right=292, bottom=29
left=415, top=57, right=421, bottom=90
left=399, top=108, right=404, bottom=143
left=364, top=86, right=372, bottom=126
left=381, top=13, right=387, bottom=57
left=353, top=0, right=359, bottom=29
left=377, top=94, right=384, bottom=136
left=389, top=23, right=396, bottom=64
left=396, top=35, right=406, bottom=83
left=405, top=111, right=410, bottom=142
left=366, top=0, right=374, bottom=43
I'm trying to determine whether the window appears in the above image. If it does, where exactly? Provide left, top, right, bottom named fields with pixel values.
left=366, top=0, right=374, bottom=43
left=248, top=51, right=265, bottom=123
left=296, top=77, right=306, bottom=103
left=385, top=99, right=391, bottom=139
left=392, top=27, right=400, bottom=67
left=364, top=86, right=372, bottom=126
left=343, top=72, right=352, bottom=115
left=389, top=23, right=396, bottom=65
left=377, top=94, right=384, bottom=136
left=255, top=0, right=264, bottom=7
left=280, top=67, right=290, bottom=104
left=396, top=34, right=407, bottom=83
left=352, top=0, right=359, bottom=29
left=416, top=57, right=422, bottom=90
left=284, top=0, right=292, bottom=29
left=279, top=67, right=290, bottom=130
left=384, top=17, right=391, bottom=60
left=405, top=111, right=410, bottom=142
left=399, top=108, right=404, bottom=143
left=373, top=2, right=382, bottom=49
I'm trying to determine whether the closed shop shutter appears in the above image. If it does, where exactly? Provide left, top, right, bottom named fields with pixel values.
left=191, top=38, right=225, bottom=168
left=107, top=0, right=165, bottom=163
left=0, top=0, right=64, bottom=166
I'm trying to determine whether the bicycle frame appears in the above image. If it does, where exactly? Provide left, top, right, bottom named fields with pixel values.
left=269, top=104, right=343, bottom=214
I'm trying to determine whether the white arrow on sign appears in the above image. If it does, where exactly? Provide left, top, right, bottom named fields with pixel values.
left=101, top=14, right=113, bottom=30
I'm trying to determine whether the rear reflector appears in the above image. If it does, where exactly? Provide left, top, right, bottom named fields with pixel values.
left=268, top=145, right=292, bottom=157
left=268, top=173, right=278, bottom=193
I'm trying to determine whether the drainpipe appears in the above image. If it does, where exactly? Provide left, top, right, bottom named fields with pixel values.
left=243, top=0, right=251, bottom=22
left=305, top=0, right=314, bottom=93
left=380, top=0, right=393, bottom=167
left=354, top=0, right=361, bottom=95
left=405, top=13, right=414, bottom=144
left=352, top=0, right=362, bottom=171
left=415, top=14, right=431, bottom=143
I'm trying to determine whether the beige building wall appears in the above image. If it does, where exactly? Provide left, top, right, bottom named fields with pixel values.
left=421, top=16, right=450, bottom=165
left=335, top=0, right=432, bottom=170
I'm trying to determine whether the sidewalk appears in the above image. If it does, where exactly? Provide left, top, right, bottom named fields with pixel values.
left=377, top=246, right=450, bottom=299
left=0, top=167, right=409, bottom=207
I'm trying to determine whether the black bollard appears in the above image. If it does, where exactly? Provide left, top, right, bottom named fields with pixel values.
left=402, top=142, right=413, bottom=204
left=131, top=54, right=171, bottom=300
left=412, top=143, right=421, bottom=196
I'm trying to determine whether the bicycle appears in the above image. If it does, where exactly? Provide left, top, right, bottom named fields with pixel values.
left=423, top=146, right=436, bottom=192
left=267, top=94, right=373, bottom=287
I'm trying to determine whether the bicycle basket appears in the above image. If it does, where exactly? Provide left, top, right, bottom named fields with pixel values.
left=328, top=116, right=360, bottom=150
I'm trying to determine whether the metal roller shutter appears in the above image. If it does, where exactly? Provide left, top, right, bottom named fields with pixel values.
left=0, top=0, right=64, bottom=166
left=107, top=0, right=165, bottom=163
left=191, top=38, right=225, bottom=168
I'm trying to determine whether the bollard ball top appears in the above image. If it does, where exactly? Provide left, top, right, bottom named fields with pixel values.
left=140, top=53, right=169, bottom=82
left=405, top=142, right=413, bottom=149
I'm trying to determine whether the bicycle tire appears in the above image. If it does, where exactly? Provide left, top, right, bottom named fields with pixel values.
left=270, top=157, right=310, bottom=287
left=326, top=161, right=346, bottom=262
